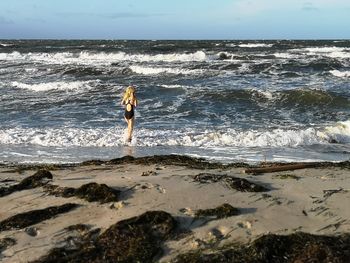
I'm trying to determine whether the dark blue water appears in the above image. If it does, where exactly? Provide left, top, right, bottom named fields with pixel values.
left=1, top=40, right=350, bottom=163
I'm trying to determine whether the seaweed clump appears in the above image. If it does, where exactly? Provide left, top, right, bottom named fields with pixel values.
left=0, top=237, right=16, bottom=254
left=0, top=203, right=79, bottom=231
left=105, top=155, right=249, bottom=169
left=0, top=170, right=52, bottom=197
left=173, top=232, right=350, bottom=263
left=43, top=182, right=120, bottom=203
left=97, top=210, right=177, bottom=261
left=193, top=173, right=269, bottom=192
left=34, top=210, right=177, bottom=263
left=195, top=203, right=240, bottom=219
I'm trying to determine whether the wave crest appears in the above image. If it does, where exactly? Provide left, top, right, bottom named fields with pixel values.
left=1, top=122, right=349, bottom=148
left=129, top=65, right=203, bottom=75
left=0, top=50, right=208, bottom=65
left=329, top=70, right=350, bottom=78
left=11, top=80, right=97, bottom=92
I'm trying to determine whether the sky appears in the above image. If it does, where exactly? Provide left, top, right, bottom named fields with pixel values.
left=0, top=0, right=349, bottom=39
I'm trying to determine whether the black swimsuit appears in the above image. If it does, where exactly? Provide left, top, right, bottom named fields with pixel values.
left=124, top=100, right=134, bottom=120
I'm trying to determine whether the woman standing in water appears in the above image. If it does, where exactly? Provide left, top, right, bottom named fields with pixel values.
left=121, top=86, right=138, bottom=142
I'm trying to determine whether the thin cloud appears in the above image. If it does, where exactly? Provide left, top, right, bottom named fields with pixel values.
left=302, top=2, right=319, bottom=11
left=57, top=12, right=166, bottom=19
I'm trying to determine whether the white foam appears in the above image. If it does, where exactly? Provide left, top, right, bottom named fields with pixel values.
left=329, top=70, right=350, bottom=78
left=167, top=128, right=323, bottom=148
left=238, top=43, right=273, bottom=48
left=0, top=43, right=14, bottom=47
left=161, top=84, right=187, bottom=89
left=327, top=52, right=350, bottom=59
left=159, top=84, right=195, bottom=93
left=153, top=101, right=163, bottom=108
left=0, top=125, right=342, bottom=149
left=129, top=65, right=203, bottom=75
left=319, top=120, right=350, bottom=143
left=0, top=50, right=208, bottom=65
left=303, top=47, right=350, bottom=53
left=0, top=51, right=22, bottom=60
left=238, top=63, right=251, bottom=73
left=11, top=80, right=97, bottom=92
left=24, top=68, right=38, bottom=73
left=0, top=127, right=125, bottom=147
left=274, top=47, right=350, bottom=59
left=296, top=47, right=350, bottom=59
left=225, top=43, right=237, bottom=47
left=273, top=53, right=301, bottom=59
left=251, top=88, right=275, bottom=100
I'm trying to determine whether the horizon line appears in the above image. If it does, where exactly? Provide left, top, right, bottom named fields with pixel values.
left=1, top=38, right=349, bottom=41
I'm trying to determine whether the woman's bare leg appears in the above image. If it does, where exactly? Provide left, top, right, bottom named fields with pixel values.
left=127, top=118, right=134, bottom=142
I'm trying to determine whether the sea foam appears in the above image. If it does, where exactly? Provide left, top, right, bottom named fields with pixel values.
left=329, top=70, right=350, bottom=78
left=321, top=120, right=350, bottom=143
left=0, top=50, right=208, bottom=65
left=1, top=123, right=348, bottom=148
left=129, top=65, right=203, bottom=75
left=11, top=80, right=98, bottom=92
left=238, top=43, right=274, bottom=48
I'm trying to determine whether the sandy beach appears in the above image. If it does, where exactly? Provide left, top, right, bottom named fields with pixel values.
left=0, top=155, right=349, bottom=262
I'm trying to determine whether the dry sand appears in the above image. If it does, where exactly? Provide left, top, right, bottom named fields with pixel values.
left=0, top=156, right=349, bottom=262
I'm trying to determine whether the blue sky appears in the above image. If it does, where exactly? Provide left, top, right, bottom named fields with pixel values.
left=0, top=0, right=349, bottom=39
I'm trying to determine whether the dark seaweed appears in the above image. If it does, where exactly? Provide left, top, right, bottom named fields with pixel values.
left=33, top=210, right=177, bottom=263
left=195, top=203, right=240, bottom=219
left=173, top=232, right=350, bottom=263
left=44, top=182, right=120, bottom=203
left=104, top=155, right=249, bottom=169
left=0, top=237, right=16, bottom=254
left=0, top=203, right=79, bottom=231
left=0, top=170, right=52, bottom=197
left=2, top=155, right=350, bottom=173
left=193, top=173, right=269, bottom=192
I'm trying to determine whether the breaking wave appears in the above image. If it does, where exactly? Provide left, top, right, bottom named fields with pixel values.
left=0, top=50, right=209, bottom=65
left=321, top=120, right=350, bottom=143
left=238, top=43, right=274, bottom=48
left=329, top=70, right=350, bottom=78
left=0, top=43, right=14, bottom=47
left=129, top=65, right=204, bottom=75
left=11, top=80, right=98, bottom=92
left=1, top=122, right=349, bottom=148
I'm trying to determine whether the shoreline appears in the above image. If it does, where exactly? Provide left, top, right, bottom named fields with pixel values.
left=1, top=153, right=350, bottom=170
left=0, top=154, right=349, bottom=262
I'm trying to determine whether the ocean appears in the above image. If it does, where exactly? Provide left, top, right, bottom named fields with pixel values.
left=0, top=40, right=350, bottom=164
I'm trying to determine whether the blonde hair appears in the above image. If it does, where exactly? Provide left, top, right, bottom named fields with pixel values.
left=123, top=86, right=136, bottom=101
